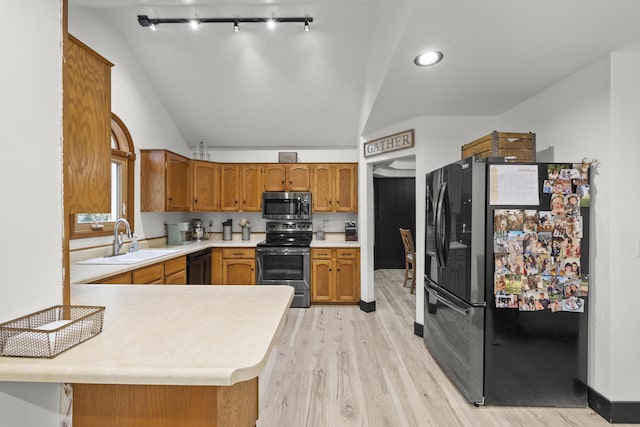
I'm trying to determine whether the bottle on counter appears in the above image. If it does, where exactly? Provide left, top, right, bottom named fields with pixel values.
left=129, top=235, right=139, bottom=253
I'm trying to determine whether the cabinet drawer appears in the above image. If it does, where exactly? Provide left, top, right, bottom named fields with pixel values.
left=222, top=248, right=255, bottom=259
left=164, top=256, right=186, bottom=275
left=92, top=271, right=131, bottom=284
left=132, top=263, right=164, bottom=284
left=336, top=249, right=358, bottom=259
left=311, top=249, right=333, bottom=259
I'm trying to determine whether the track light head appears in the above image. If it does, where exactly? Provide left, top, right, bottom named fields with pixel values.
left=304, top=19, right=310, bottom=32
left=234, top=19, right=239, bottom=32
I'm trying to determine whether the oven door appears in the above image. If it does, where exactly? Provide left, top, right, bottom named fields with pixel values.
left=256, top=246, right=310, bottom=307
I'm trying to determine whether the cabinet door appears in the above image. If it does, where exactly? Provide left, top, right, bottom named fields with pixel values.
left=335, top=258, right=359, bottom=302
left=242, top=164, right=263, bottom=211
left=211, top=248, right=223, bottom=285
left=287, top=164, right=311, bottom=192
left=166, top=152, right=192, bottom=212
left=64, top=35, right=112, bottom=213
left=264, top=164, right=286, bottom=192
left=140, top=150, right=166, bottom=212
left=165, top=270, right=187, bottom=285
left=222, top=259, right=256, bottom=285
left=311, top=258, right=334, bottom=302
left=192, top=161, right=218, bottom=212
left=220, top=164, right=241, bottom=211
left=132, top=263, right=164, bottom=284
left=335, top=163, right=358, bottom=212
left=312, top=164, right=334, bottom=212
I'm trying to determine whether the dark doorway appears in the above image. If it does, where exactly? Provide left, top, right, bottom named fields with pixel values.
left=374, top=177, right=416, bottom=269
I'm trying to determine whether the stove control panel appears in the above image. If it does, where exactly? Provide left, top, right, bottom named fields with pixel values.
left=266, top=221, right=313, bottom=233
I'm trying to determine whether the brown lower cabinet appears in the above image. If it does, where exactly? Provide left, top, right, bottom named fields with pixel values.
left=211, top=248, right=256, bottom=285
left=91, top=256, right=187, bottom=285
left=72, top=377, right=258, bottom=427
left=311, top=248, right=360, bottom=303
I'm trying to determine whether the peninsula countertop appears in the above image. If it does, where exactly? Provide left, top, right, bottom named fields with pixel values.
left=0, top=284, right=293, bottom=386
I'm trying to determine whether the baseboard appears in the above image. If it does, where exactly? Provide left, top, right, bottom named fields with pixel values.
left=413, top=322, right=423, bottom=337
left=359, top=300, right=376, bottom=313
left=589, top=387, right=640, bottom=423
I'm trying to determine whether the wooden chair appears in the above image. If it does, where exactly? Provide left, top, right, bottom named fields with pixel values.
left=399, top=228, right=416, bottom=294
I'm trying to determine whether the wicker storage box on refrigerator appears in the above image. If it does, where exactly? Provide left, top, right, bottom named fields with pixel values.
left=462, top=131, right=536, bottom=162
left=0, top=305, right=105, bottom=358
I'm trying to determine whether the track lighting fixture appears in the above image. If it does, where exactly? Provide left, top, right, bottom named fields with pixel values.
left=137, top=15, right=313, bottom=32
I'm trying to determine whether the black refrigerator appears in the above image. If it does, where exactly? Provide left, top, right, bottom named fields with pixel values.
left=424, top=156, right=590, bottom=406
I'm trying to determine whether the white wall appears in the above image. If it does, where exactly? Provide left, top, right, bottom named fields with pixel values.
left=500, top=53, right=640, bottom=401
left=0, top=0, right=63, bottom=424
left=608, top=52, right=640, bottom=401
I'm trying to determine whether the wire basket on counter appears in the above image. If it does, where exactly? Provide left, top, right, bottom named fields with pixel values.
left=0, top=305, right=105, bottom=358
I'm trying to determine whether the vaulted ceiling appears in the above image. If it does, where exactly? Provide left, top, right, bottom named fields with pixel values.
left=69, top=0, right=640, bottom=149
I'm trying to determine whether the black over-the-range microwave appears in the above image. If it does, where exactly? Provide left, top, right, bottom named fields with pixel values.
left=262, top=192, right=311, bottom=220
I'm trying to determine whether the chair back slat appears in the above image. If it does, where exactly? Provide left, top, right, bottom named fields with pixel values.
left=399, top=228, right=415, bottom=253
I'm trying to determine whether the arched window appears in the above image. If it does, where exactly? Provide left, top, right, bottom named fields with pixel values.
left=71, top=113, right=136, bottom=239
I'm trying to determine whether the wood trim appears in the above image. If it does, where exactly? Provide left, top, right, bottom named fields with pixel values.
left=72, top=378, right=258, bottom=427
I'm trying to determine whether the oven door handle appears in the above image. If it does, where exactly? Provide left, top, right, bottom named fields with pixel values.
left=256, top=248, right=310, bottom=256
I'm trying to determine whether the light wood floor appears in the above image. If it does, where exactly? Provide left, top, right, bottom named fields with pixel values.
left=257, top=269, right=618, bottom=427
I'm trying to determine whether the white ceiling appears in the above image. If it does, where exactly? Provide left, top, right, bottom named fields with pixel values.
left=69, top=0, right=640, bottom=149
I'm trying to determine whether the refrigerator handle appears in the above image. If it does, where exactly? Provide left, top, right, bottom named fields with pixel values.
left=441, top=182, right=451, bottom=267
left=427, top=286, right=469, bottom=316
left=434, top=183, right=445, bottom=267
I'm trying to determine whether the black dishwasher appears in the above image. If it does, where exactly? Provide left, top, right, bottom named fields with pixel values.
left=187, top=248, right=212, bottom=285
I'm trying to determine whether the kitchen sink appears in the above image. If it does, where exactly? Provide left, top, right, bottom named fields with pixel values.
left=75, top=249, right=181, bottom=265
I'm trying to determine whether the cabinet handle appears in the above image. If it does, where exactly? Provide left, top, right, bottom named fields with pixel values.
left=194, top=199, right=198, bottom=203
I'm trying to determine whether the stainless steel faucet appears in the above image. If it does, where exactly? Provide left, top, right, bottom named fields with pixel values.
left=112, top=218, right=132, bottom=256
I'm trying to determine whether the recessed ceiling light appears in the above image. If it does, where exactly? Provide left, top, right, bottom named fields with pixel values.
left=414, top=50, right=443, bottom=67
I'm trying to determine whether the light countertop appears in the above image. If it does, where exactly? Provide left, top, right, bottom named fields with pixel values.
left=0, top=284, right=293, bottom=386
left=70, top=233, right=359, bottom=284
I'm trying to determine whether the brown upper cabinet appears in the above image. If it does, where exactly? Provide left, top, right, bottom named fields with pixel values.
left=220, top=164, right=263, bottom=212
left=141, top=149, right=192, bottom=212
left=312, top=164, right=358, bottom=213
left=263, top=164, right=312, bottom=192
left=192, top=160, right=219, bottom=212
left=64, top=35, right=113, bottom=214
left=140, top=156, right=357, bottom=213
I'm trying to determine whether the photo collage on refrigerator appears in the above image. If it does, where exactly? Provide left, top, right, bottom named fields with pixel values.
left=493, top=163, right=590, bottom=312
